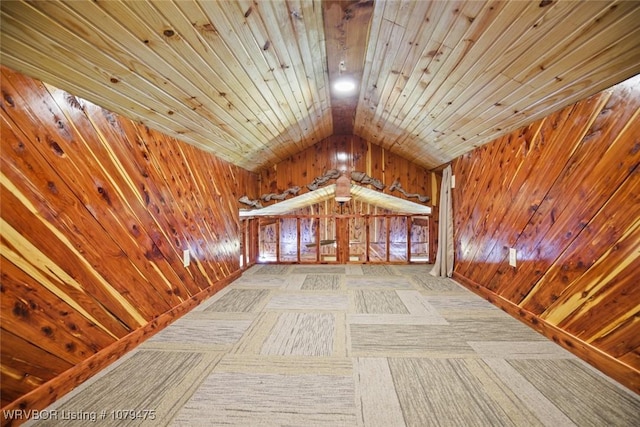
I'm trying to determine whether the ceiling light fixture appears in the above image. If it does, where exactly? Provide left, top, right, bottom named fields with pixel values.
left=334, top=78, right=356, bottom=94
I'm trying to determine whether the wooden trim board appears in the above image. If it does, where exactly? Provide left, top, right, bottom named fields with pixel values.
left=1, top=270, right=241, bottom=427
left=453, top=272, right=640, bottom=395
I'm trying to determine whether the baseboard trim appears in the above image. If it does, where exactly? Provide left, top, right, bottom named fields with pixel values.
left=1, top=270, right=241, bottom=426
left=452, top=272, right=639, bottom=394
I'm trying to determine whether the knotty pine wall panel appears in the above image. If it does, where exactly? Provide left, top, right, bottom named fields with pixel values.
left=258, top=135, right=432, bottom=204
left=0, top=67, right=258, bottom=411
left=451, top=75, right=640, bottom=392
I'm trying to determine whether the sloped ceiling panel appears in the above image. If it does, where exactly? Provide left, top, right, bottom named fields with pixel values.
left=355, top=0, right=640, bottom=167
left=1, top=0, right=639, bottom=172
left=0, top=0, right=333, bottom=171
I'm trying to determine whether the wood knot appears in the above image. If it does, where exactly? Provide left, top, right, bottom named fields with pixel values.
left=145, top=243, right=163, bottom=260
left=97, top=186, right=112, bottom=205
left=49, top=139, right=65, bottom=156
left=14, top=140, right=25, bottom=153
left=47, top=181, right=59, bottom=195
left=3, top=91, right=15, bottom=107
left=13, top=301, right=29, bottom=318
left=66, top=94, right=84, bottom=110
left=142, top=186, right=151, bottom=206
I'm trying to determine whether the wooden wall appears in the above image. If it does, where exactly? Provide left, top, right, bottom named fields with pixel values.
left=0, top=66, right=258, bottom=417
left=258, top=135, right=434, bottom=204
left=451, top=75, right=640, bottom=392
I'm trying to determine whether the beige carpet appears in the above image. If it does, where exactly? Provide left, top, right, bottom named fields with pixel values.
left=30, top=265, right=639, bottom=426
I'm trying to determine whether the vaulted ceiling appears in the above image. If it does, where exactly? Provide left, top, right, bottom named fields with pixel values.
left=2, top=0, right=639, bottom=172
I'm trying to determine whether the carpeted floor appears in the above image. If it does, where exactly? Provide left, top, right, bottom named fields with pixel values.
left=30, top=265, right=639, bottom=426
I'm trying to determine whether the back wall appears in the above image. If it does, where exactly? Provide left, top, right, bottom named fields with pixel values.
left=258, top=135, right=438, bottom=206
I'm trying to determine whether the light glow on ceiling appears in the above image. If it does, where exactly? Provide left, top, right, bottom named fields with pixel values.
left=333, top=78, right=356, bottom=93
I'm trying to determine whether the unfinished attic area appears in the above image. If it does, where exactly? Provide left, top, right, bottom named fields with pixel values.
left=1, top=0, right=639, bottom=425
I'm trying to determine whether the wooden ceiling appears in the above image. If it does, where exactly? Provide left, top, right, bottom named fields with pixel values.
left=2, top=1, right=639, bottom=172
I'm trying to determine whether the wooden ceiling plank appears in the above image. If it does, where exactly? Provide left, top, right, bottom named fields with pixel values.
left=165, top=3, right=291, bottom=168
left=391, top=1, right=622, bottom=162
left=453, top=44, right=640, bottom=157
left=379, top=0, right=402, bottom=23
left=357, top=0, right=387, bottom=116
left=372, top=0, right=489, bottom=150
left=361, top=1, right=441, bottom=135
left=189, top=0, right=303, bottom=138
left=0, top=31, right=245, bottom=167
left=364, top=20, right=406, bottom=127
left=384, top=0, right=489, bottom=117
left=503, top=9, right=640, bottom=103
left=413, top=71, right=516, bottom=148
left=211, top=0, right=312, bottom=161
left=230, top=0, right=313, bottom=153
left=411, top=2, right=583, bottom=148
left=77, top=0, right=270, bottom=154
left=251, top=0, right=322, bottom=154
left=255, top=1, right=316, bottom=143
left=288, top=0, right=334, bottom=144
left=407, top=1, right=554, bottom=132
left=0, top=5, right=179, bottom=113
left=454, top=16, right=640, bottom=145
left=505, top=0, right=640, bottom=83
left=299, top=0, right=334, bottom=141
left=184, top=0, right=303, bottom=164
left=366, top=1, right=422, bottom=129
left=269, top=0, right=327, bottom=120
left=156, top=0, right=290, bottom=143
left=412, top=1, right=636, bottom=155
left=355, top=0, right=409, bottom=146
left=443, top=66, right=640, bottom=164
left=401, top=145, right=447, bottom=171
left=56, top=1, right=261, bottom=152
left=483, top=1, right=598, bottom=76
left=2, top=1, right=255, bottom=165
left=389, top=1, right=527, bottom=146
left=378, top=0, right=454, bottom=116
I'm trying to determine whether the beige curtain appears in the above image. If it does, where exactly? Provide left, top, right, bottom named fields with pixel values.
left=431, top=165, right=454, bottom=277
